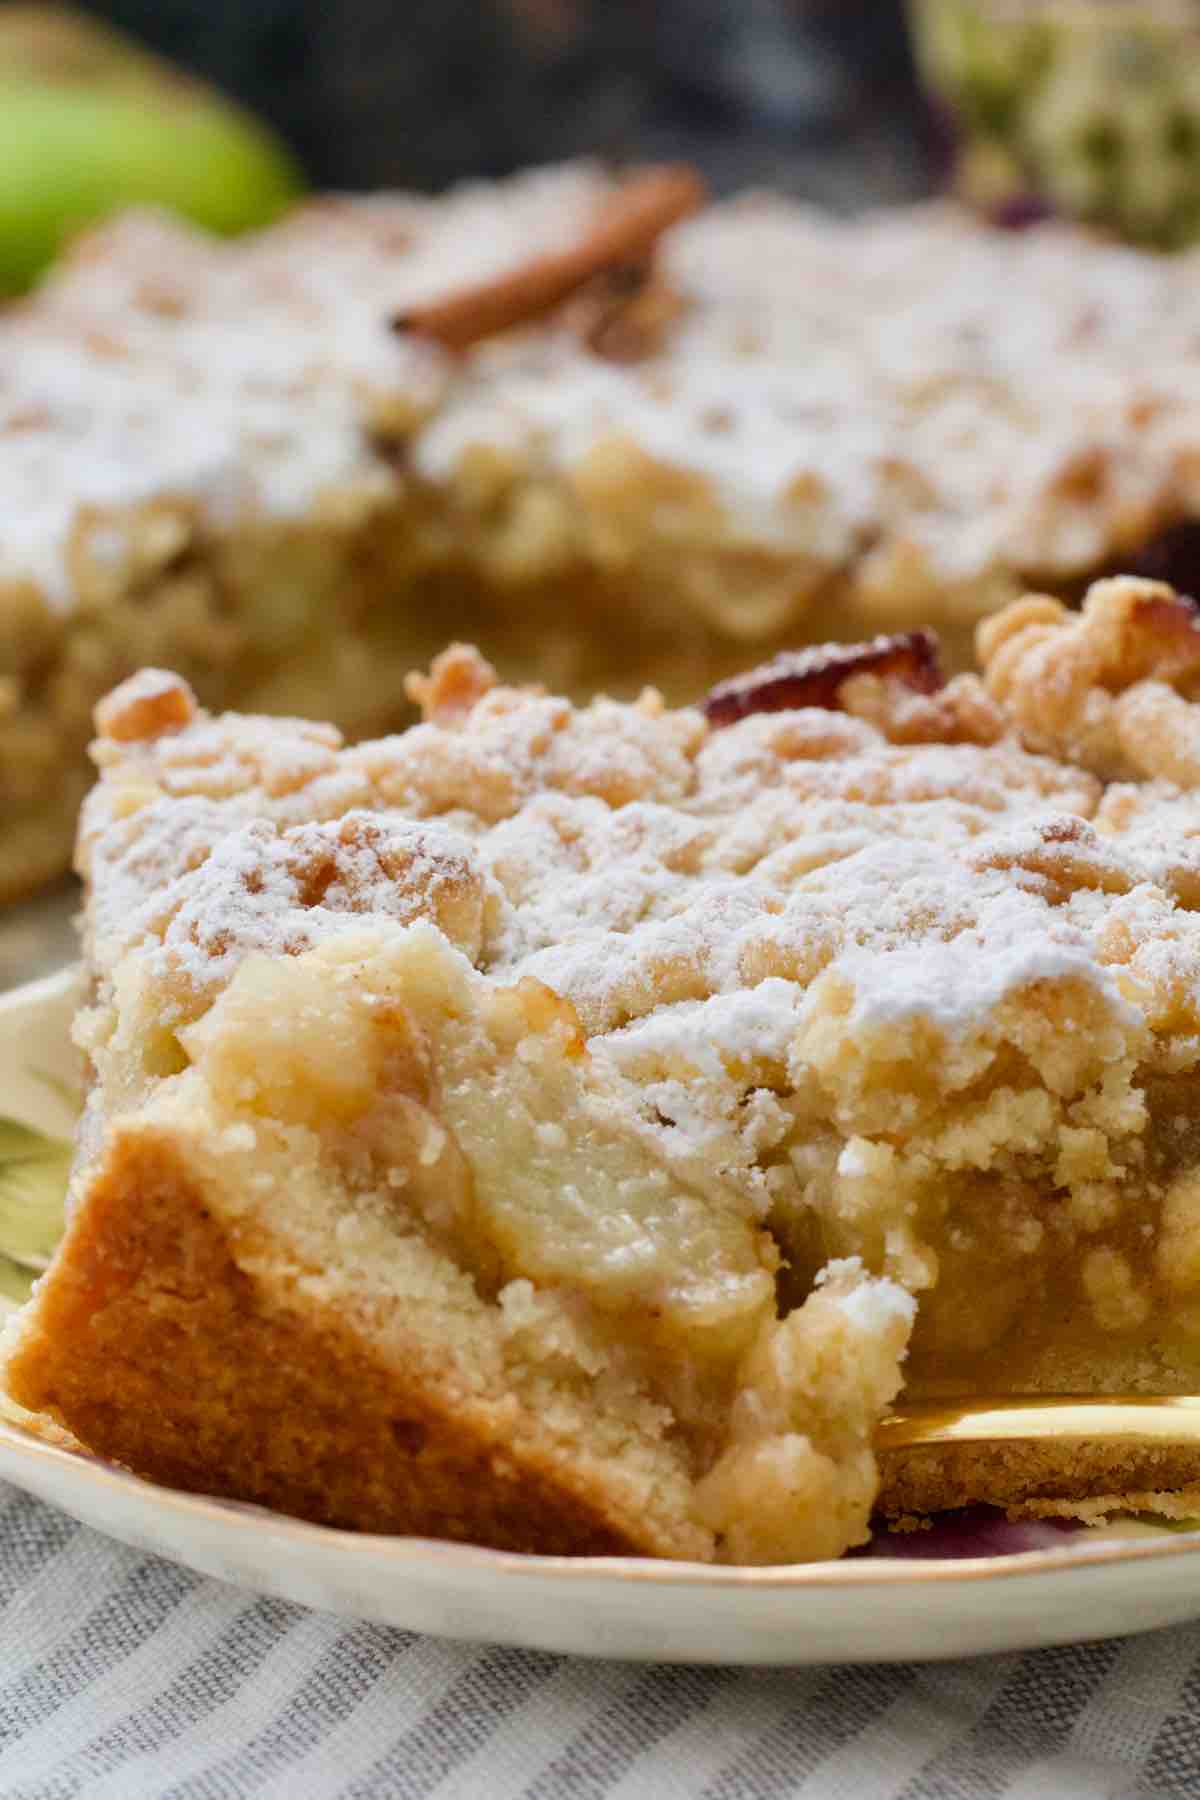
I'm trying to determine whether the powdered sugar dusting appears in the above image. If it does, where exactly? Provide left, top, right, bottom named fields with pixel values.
left=13, top=175, right=1200, bottom=622
left=817, top=1258, right=917, bottom=1334
left=78, top=591, right=1200, bottom=1164
left=415, top=196, right=1200, bottom=599
left=827, top=931, right=1137, bottom=1033
left=0, top=164, right=608, bottom=606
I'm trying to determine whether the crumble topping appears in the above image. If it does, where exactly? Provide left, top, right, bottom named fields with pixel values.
left=11, top=170, right=1200, bottom=625
left=78, top=578, right=1200, bottom=1385
left=979, top=576, right=1200, bottom=780
left=412, top=196, right=1200, bottom=619
left=93, top=667, right=197, bottom=743
left=0, top=164, right=608, bottom=606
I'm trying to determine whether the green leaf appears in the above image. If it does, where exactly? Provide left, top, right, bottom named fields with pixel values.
left=0, top=1116, right=70, bottom=1273
left=28, top=1067, right=83, bottom=1114
left=0, top=1252, right=36, bottom=1309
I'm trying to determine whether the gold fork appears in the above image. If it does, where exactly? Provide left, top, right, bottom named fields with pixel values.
left=878, top=1395, right=1200, bottom=1452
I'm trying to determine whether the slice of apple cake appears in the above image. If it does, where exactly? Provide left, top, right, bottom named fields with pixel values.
left=10, top=574, right=1200, bottom=1558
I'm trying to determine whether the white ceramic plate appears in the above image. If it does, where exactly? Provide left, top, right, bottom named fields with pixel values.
left=5, top=967, right=1200, bottom=1665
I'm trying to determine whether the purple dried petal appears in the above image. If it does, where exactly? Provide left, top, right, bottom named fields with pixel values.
left=991, top=193, right=1057, bottom=232
left=1125, top=520, right=1200, bottom=602
left=854, top=1505, right=1084, bottom=1561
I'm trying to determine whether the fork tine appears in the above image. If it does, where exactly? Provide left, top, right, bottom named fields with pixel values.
left=878, top=1397, right=1200, bottom=1452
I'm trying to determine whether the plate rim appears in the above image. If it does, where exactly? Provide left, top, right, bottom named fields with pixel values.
left=4, top=1411, right=1200, bottom=1591
left=0, top=961, right=80, bottom=1010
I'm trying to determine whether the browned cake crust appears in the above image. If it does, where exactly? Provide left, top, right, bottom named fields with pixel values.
left=5, top=1124, right=681, bottom=1557
left=877, top=1445, right=1200, bottom=1521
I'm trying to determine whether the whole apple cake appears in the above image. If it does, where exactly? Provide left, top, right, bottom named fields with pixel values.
left=8, top=575, right=1200, bottom=1560
left=11, top=164, right=1200, bottom=901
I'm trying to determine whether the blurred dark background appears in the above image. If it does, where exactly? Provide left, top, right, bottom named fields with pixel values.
left=74, top=0, right=931, bottom=205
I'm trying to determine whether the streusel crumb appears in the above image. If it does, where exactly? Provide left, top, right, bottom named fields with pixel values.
left=404, top=643, right=502, bottom=726
left=93, top=668, right=197, bottom=744
left=978, top=577, right=1200, bottom=779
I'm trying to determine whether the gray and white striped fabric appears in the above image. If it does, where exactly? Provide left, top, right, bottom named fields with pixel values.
left=0, top=1484, right=1196, bottom=1799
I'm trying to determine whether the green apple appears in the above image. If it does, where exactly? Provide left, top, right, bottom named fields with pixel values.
left=0, top=5, right=304, bottom=292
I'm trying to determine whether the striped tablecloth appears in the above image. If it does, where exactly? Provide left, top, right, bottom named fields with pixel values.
left=3, top=894, right=1200, bottom=1797
left=0, top=1483, right=1196, bottom=1798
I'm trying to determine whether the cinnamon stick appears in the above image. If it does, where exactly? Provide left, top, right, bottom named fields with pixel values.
left=393, top=164, right=706, bottom=351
